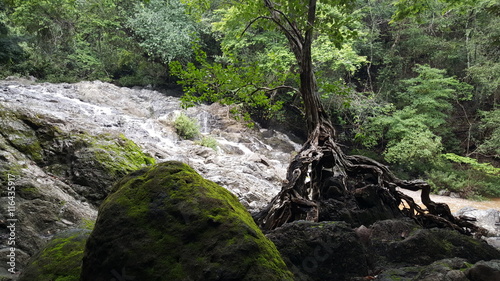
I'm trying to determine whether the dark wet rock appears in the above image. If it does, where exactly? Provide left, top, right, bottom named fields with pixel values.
left=376, top=258, right=471, bottom=281
left=266, top=218, right=500, bottom=281
left=368, top=219, right=500, bottom=268
left=319, top=185, right=402, bottom=227
left=266, top=220, right=370, bottom=281
left=466, top=260, right=500, bottom=281
left=81, top=161, right=293, bottom=281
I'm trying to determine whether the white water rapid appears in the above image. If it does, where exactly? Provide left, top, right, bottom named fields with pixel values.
left=0, top=78, right=303, bottom=212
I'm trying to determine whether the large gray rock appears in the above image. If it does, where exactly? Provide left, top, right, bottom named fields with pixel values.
left=455, top=207, right=500, bottom=250
left=368, top=219, right=500, bottom=268
left=266, top=218, right=500, bottom=281
left=455, top=207, right=500, bottom=236
left=376, top=258, right=470, bottom=281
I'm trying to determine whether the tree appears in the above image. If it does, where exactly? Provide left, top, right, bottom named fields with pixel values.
left=127, top=0, right=200, bottom=63
left=0, top=14, right=26, bottom=72
left=356, top=65, right=473, bottom=175
left=239, top=0, right=483, bottom=235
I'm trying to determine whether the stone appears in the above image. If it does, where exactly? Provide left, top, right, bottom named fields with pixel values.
left=18, top=229, right=91, bottom=281
left=319, top=185, right=402, bottom=227
left=81, top=161, right=293, bottom=281
left=375, top=227, right=500, bottom=266
left=455, top=207, right=500, bottom=236
left=267, top=220, right=370, bottom=281
left=466, top=261, right=500, bottom=281
left=376, top=258, right=470, bottom=281
left=0, top=104, right=154, bottom=274
left=485, top=237, right=500, bottom=250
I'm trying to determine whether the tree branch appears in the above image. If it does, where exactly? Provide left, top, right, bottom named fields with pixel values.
left=262, top=0, right=304, bottom=56
left=241, top=16, right=272, bottom=37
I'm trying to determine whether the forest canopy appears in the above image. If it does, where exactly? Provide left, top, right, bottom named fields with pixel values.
left=1, top=0, right=498, bottom=198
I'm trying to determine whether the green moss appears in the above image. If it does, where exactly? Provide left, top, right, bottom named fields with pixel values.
left=0, top=108, right=44, bottom=162
left=80, top=219, right=96, bottom=230
left=84, top=161, right=293, bottom=280
left=17, top=185, right=42, bottom=199
left=81, top=133, right=155, bottom=177
left=19, top=230, right=90, bottom=281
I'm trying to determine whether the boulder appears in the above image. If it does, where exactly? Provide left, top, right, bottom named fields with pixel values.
left=18, top=229, right=90, bottom=281
left=81, top=161, right=293, bottom=281
left=266, top=220, right=370, bottom=281
left=466, top=260, right=500, bottom=281
left=376, top=258, right=471, bottom=281
left=265, top=218, right=500, bottom=281
left=368, top=219, right=500, bottom=268
left=455, top=207, right=500, bottom=236
left=319, top=184, right=402, bottom=227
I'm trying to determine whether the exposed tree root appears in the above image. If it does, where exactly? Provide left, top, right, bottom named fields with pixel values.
left=254, top=122, right=487, bottom=237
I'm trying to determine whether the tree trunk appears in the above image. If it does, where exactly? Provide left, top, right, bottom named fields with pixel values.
left=254, top=0, right=485, bottom=236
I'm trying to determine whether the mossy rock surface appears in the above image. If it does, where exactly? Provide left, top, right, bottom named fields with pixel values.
left=382, top=227, right=500, bottom=266
left=0, top=105, right=155, bottom=203
left=81, top=161, right=293, bottom=281
left=64, top=133, right=155, bottom=201
left=18, top=229, right=90, bottom=281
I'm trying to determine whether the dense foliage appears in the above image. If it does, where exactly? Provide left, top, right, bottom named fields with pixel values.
left=1, top=0, right=498, bottom=198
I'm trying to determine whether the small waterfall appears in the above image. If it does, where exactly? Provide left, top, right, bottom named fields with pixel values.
left=196, top=111, right=215, bottom=134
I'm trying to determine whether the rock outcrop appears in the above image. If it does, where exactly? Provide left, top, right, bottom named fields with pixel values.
left=455, top=207, right=500, bottom=250
left=81, top=161, right=293, bottom=281
left=0, top=102, right=154, bottom=275
left=0, top=78, right=298, bottom=276
left=367, top=219, right=500, bottom=267
left=266, top=218, right=500, bottom=281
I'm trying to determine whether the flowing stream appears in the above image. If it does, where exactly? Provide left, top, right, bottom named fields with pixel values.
left=400, top=189, right=500, bottom=213
left=0, top=79, right=302, bottom=212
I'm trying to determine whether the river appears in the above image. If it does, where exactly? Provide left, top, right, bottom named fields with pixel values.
left=400, top=189, right=500, bottom=213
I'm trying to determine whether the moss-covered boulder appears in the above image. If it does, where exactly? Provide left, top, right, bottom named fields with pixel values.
left=81, top=161, right=293, bottom=281
left=18, top=229, right=90, bottom=281
left=60, top=133, right=156, bottom=202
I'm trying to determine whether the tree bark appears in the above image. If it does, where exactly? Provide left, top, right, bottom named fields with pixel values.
left=254, top=0, right=486, bottom=237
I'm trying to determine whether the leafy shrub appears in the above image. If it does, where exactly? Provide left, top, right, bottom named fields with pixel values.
left=426, top=155, right=500, bottom=198
left=384, top=129, right=443, bottom=175
left=174, top=113, right=200, bottom=140
left=196, top=136, right=218, bottom=150
left=442, top=153, right=500, bottom=176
